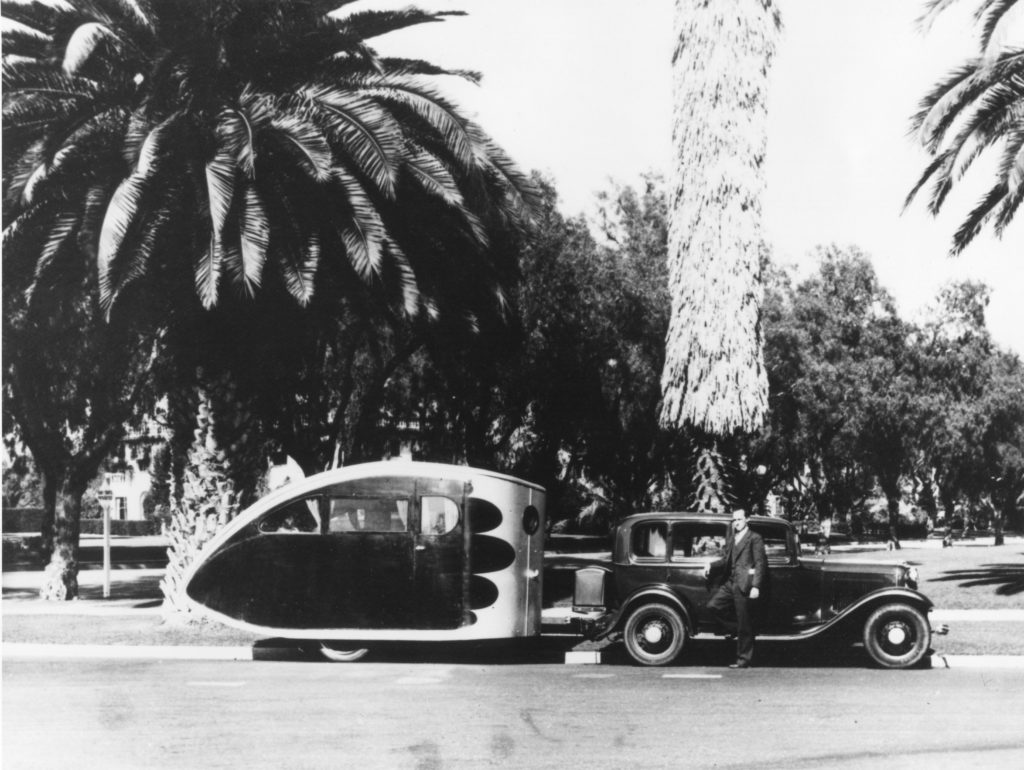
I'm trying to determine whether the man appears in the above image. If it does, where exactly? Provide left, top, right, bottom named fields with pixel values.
left=705, top=508, right=767, bottom=669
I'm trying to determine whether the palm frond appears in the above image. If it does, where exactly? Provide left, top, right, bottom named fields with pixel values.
left=330, top=8, right=464, bottom=43
left=268, top=110, right=334, bottom=183
left=359, top=76, right=475, bottom=168
left=307, top=87, right=402, bottom=198
left=26, top=210, right=78, bottom=301
left=97, top=172, right=146, bottom=306
left=404, top=145, right=488, bottom=248
left=0, top=0, right=65, bottom=33
left=381, top=237, right=420, bottom=317
left=216, top=108, right=257, bottom=179
left=275, top=232, right=319, bottom=305
left=977, top=0, right=1021, bottom=53
left=951, top=181, right=1009, bottom=254
left=238, top=184, right=269, bottom=292
left=333, top=167, right=385, bottom=279
left=195, top=238, right=223, bottom=309
left=205, top=150, right=235, bottom=239
left=62, top=21, right=117, bottom=74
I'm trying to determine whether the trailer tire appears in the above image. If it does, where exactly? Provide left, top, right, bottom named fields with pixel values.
left=319, top=643, right=369, bottom=662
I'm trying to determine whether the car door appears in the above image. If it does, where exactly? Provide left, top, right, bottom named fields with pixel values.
left=748, top=521, right=817, bottom=632
left=667, top=520, right=729, bottom=630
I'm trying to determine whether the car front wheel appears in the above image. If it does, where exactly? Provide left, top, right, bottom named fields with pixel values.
left=319, top=643, right=369, bottom=662
left=863, top=603, right=930, bottom=669
left=623, top=603, right=687, bottom=666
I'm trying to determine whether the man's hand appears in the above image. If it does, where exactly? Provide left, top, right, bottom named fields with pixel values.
left=749, top=587, right=760, bottom=600
left=703, top=560, right=712, bottom=578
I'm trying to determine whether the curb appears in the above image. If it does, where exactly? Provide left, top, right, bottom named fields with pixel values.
left=4, top=642, right=1024, bottom=668
left=931, top=654, right=1024, bottom=669
left=3, top=643, right=253, bottom=661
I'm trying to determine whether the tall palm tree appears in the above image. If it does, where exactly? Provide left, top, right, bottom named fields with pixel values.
left=2, top=0, right=534, bottom=316
left=2, top=0, right=535, bottom=599
left=661, top=0, right=780, bottom=511
left=907, top=0, right=1024, bottom=255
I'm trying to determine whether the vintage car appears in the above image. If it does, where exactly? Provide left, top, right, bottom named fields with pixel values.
left=571, top=512, right=946, bottom=669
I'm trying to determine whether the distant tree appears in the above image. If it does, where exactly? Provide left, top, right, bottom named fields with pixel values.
left=907, top=0, right=1024, bottom=255
left=2, top=241, right=159, bottom=597
left=911, top=282, right=995, bottom=526
left=662, top=0, right=780, bottom=511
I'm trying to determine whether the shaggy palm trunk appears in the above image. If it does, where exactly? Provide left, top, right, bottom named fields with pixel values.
left=662, top=0, right=779, bottom=507
left=689, top=439, right=734, bottom=513
left=38, top=475, right=88, bottom=600
left=160, top=378, right=263, bottom=621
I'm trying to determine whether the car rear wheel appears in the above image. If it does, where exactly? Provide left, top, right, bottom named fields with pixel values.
left=863, top=603, right=930, bottom=669
left=319, top=643, right=369, bottom=662
left=623, top=603, right=687, bottom=666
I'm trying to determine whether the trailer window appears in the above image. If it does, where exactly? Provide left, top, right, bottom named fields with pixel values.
left=328, top=497, right=409, bottom=533
left=631, top=522, right=668, bottom=560
left=421, top=496, right=459, bottom=535
left=670, top=522, right=726, bottom=561
left=258, top=498, right=319, bottom=533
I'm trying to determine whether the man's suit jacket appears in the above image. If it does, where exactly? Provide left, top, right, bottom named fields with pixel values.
left=723, top=529, right=768, bottom=595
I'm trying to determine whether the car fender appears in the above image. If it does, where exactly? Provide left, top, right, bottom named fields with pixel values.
left=601, top=585, right=696, bottom=637
left=781, top=587, right=934, bottom=641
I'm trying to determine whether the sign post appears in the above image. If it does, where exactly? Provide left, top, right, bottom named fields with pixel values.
left=98, top=484, right=113, bottom=599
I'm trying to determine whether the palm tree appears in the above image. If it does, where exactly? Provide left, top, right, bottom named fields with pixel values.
left=661, top=0, right=780, bottom=511
left=907, top=0, right=1024, bottom=255
left=3, top=0, right=533, bottom=315
left=3, top=0, right=535, bottom=599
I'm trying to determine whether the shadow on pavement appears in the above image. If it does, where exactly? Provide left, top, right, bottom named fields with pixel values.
left=929, top=558, right=1024, bottom=596
left=251, top=635, right=887, bottom=669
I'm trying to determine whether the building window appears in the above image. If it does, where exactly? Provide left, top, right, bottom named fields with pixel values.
left=115, top=497, right=128, bottom=521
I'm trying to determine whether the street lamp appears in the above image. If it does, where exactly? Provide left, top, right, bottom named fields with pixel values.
left=97, top=477, right=113, bottom=599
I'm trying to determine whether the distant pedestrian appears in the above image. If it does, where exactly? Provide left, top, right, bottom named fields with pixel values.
left=705, top=509, right=767, bottom=669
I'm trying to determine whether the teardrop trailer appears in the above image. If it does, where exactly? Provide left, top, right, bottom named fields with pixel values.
left=184, top=461, right=947, bottom=668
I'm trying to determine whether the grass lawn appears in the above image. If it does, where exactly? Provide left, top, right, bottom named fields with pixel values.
left=826, top=541, right=1024, bottom=610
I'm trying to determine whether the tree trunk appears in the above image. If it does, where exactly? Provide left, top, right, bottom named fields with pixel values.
left=38, top=472, right=58, bottom=562
left=39, top=475, right=87, bottom=600
left=886, top=492, right=902, bottom=550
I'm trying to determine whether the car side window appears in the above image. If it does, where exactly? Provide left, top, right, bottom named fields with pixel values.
left=750, top=523, right=791, bottom=563
left=257, top=498, right=320, bottom=534
left=670, top=522, right=727, bottom=561
left=328, top=496, right=409, bottom=533
left=631, top=522, right=668, bottom=560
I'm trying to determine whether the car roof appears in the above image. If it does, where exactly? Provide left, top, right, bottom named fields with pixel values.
left=619, top=512, right=789, bottom=528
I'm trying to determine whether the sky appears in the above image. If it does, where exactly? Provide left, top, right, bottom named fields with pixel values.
left=372, top=0, right=1023, bottom=355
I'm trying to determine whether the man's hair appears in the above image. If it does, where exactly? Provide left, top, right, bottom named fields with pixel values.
left=732, top=508, right=750, bottom=518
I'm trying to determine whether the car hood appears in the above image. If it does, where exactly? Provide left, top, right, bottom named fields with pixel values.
left=797, top=556, right=909, bottom=577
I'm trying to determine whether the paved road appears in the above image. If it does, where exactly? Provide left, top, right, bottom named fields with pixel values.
left=4, top=657, right=1023, bottom=769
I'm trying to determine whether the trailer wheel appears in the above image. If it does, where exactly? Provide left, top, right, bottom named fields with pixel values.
left=319, top=643, right=369, bottom=662
left=623, top=603, right=687, bottom=666
left=863, top=603, right=930, bottom=669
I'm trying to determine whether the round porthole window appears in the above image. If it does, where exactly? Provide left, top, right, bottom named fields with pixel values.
left=522, top=505, right=540, bottom=535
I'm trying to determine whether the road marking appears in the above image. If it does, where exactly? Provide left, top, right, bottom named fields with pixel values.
left=395, top=676, right=445, bottom=685
left=662, top=674, right=722, bottom=679
left=187, top=681, right=246, bottom=688
left=572, top=673, right=615, bottom=679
